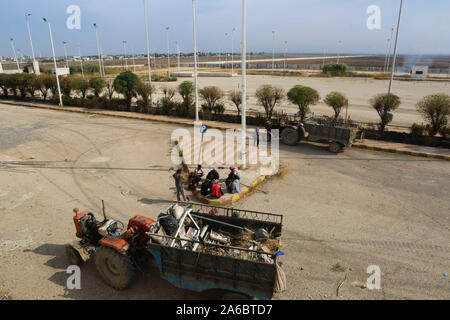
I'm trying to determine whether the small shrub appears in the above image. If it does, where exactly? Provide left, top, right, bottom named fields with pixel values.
left=322, top=63, right=348, bottom=76
left=410, top=123, right=426, bottom=136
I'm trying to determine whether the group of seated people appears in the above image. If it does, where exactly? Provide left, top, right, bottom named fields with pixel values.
left=188, top=165, right=241, bottom=199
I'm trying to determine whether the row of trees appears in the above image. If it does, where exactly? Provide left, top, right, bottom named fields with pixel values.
left=0, top=72, right=449, bottom=137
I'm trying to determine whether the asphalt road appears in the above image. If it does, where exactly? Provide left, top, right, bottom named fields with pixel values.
left=0, top=103, right=449, bottom=300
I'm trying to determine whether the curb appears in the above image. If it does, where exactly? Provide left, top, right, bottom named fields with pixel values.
left=176, top=141, right=276, bottom=206
left=353, top=143, right=450, bottom=161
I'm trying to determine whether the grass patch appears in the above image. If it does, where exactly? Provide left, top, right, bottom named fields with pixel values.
left=331, top=263, right=347, bottom=272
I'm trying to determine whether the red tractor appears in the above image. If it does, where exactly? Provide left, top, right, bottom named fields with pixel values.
left=66, top=203, right=156, bottom=289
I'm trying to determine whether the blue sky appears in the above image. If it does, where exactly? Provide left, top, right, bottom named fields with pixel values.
left=1, top=0, right=450, bottom=58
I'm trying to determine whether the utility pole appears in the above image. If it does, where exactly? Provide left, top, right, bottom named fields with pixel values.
left=93, top=23, right=103, bottom=77
left=241, top=0, right=247, bottom=169
left=78, top=44, right=84, bottom=78
left=192, top=0, right=199, bottom=121
left=10, top=38, right=20, bottom=71
left=62, top=41, right=69, bottom=69
left=43, top=18, right=63, bottom=106
left=231, top=28, right=236, bottom=75
left=272, top=30, right=275, bottom=74
left=165, top=27, right=170, bottom=76
left=388, top=0, right=403, bottom=96
left=122, top=41, right=128, bottom=70
left=143, top=0, right=152, bottom=84
left=25, top=13, right=39, bottom=75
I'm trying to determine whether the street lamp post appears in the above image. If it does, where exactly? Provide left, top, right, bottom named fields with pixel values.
left=283, top=41, right=288, bottom=73
left=122, top=41, right=129, bottom=70
left=176, top=41, right=181, bottom=73
left=143, top=0, right=152, bottom=84
left=231, top=28, right=236, bottom=75
left=25, top=13, right=39, bottom=75
left=192, top=0, right=199, bottom=122
left=43, top=18, right=63, bottom=107
left=93, top=24, right=103, bottom=77
left=165, top=27, right=171, bottom=76
left=388, top=0, right=403, bottom=96
left=131, top=44, right=136, bottom=73
left=241, top=0, right=247, bottom=169
left=10, top=38, right=20, bottom=71
left=62, top=41, right=69, bottom=69
left=272, top=30, right=275, bottom=74
left=78, top=44, right=84, bottom=78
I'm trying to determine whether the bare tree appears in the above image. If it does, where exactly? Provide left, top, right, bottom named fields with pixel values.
left=255, top=85, right=284, bottom=121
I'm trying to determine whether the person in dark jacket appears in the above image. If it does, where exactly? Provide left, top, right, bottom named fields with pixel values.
left=206, top=168, right=219, bottom=181
left=172, top=169, right=186, bottom=201
left=200, top=179, right=212, bottom=196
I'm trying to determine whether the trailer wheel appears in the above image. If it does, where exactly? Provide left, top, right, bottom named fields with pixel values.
left=329, top=142, right=344, bottom=153
left=95, top=246, right=136, bottom=290
left=65, top=244, right=83, bottom=266
left=221, top=292, right=252, bottom=300
left=281, top=127, right=299, bottom=146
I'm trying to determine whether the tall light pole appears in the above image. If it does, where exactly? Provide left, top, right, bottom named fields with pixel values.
left=62, top=41, right=69, bottom=69
left=122, top=41, right=129, bottom=70
left=272, top=30, right=275, bottom=74
left=77, top=43, right=84, bottom=78
left=165, top=27, right=171, bottom=76
left=93, top=23, right=103, bottom=77
left=143, top=0, right=152, bottom=84
left=131, top=43, right=136, bottom=73
left=176, top=41, right=181, bottom=73
left=383, top=38, right=390, bottom=73
left=388, top=0, right=403, bottom=96
left=283, top=41, right=288, bottom=73
left=10, top=38, right=20, bottom=71
left=43, top=18, right=63, bottom=107
left=241, top=0, right=247, bottom=169
left=25, top=13, right=39, bottom=75
left=100, top=44, right=106, bottom=76
left=192, top=0, right=199, bottom=122
left=231, top=27, right=236, bottom=75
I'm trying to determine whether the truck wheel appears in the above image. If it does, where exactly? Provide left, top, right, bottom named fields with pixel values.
left=281, top=127, right=299, bottom=146
left=65, top=244, right=83, bottom=266
left=329, top=142, right=344, bottom=153
left=95, top=246, right=136, bottom=290
left=221, top=292, right=251, bottom=300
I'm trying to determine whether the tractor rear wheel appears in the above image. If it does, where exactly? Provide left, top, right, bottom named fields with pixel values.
left=281, top=127, right=299, bottom=146
left=95, top=246, right=136, bottom=290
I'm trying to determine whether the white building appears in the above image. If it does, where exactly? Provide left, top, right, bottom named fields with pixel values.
left=411, top=65, right=428, bottom=78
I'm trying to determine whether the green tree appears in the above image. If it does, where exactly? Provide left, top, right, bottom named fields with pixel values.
left=136, top=81, right=155, bottom=113
left=59, top=76, right=73, bottom=97
left=229, top=90, right=242, bottom=117
left=324, top=91, right=348, bottom=121
left=105, top=79, right=115, bottom=101
left=287, top=85, right=320, bottom=122
left=0, top=74, right=8, bottom=97
left=89, top=77, right=106, bottom=98
left=37, top=75, right=56, bottom=101
left=72, top=78, right=90, bottom=102
left=255, top=85, right=284, bottom=121
left=370, top=93, right=401, bottom=132
left=416, top=94, right=450, bottom=136
left=178, top=81, right=195, bottom=109
left=113, top=71, right=140, bottom=111
left=200, top=86, right=224, bottom=114
left=322, top=63, right=348, bottom=76
left=6, top=74, right=21, bottom=98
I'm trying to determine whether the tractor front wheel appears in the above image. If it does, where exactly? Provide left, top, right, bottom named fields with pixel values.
left=281, top=127, right=299, bottom=146
left=329, top=142, right=344, bottom=153
left=95, top=246, right=136, bottom=290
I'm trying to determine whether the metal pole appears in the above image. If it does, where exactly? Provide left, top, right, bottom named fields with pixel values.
left=241, top=0, right=247, bottom=169
left=272, top=31, right=275, bottom=74
left=25, top=13, right=39, bottom=75
left=94, top=24, right=103, bottom=77
left=131, top=44, right=136, bottom=73
left=225, top=33, right=228, bottom=72
left=143, top=0, right=152, bottom=84
left=122, top=41, right=128, bottom=70
left=176, top=41, right=180, bottom=73
left=10, top=38, right=20, bottom=71
left=43, top=18, right=63, bottom=107
left=231, top=28, right=236, bottom=75
left=100, top=44, right=106, bottom=76
left=62, top=41, right=69, bottom=69
left=166, top=27, right=170, bottom=76
left=192, top=0, right=199, bottom=122
left=383, top=38, right=390, bottom=73
left=388, top=0, right=403, bottom=96
left=78, top=44, right=84, bottom=78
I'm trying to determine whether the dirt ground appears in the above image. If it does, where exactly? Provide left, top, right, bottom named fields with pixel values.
left=150, top=75, right=450, bottom=128
left=0, top=104, right=449, bottom=300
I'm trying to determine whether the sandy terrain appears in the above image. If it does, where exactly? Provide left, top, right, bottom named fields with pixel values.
left=151, top=75, right=450, bottom=128
left=0, top=104, right=449, bottom=300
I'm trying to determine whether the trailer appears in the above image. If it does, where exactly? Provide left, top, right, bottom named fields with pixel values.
left=66, top=201, right=284, bottom=300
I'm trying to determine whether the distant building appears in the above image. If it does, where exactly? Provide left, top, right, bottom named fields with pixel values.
left=411, top=65, right=428, bottom=78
